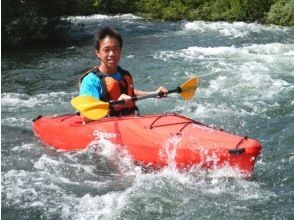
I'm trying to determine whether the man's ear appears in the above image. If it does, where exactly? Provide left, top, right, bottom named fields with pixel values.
left=95, top=50, right=101, bottom=59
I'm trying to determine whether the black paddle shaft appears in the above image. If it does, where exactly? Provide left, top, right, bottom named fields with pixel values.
left=110, top=87, right=182, bottom=106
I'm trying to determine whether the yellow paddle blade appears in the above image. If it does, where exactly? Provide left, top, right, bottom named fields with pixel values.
left=179, top=77, right=199, bottom=100
left=71, top=96, right=110, bottom=120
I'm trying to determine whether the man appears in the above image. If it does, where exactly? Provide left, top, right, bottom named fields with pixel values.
left=79, top=26, right=167, bottom=118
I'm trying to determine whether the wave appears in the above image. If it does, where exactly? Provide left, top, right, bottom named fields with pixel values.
left=2, top=157, right=273, bottom=220
left=61, top=14, right=153, bottom=40
left=61, top=14, right=294, bottom=44
left=154, top=43, right=293, bottom=104
left=154, top=43, right=294, bottom=61
left=181, top=21, right=293, bottom=39
left=1, top=92, right=76, bottom=128
left=153, top=42, right=293, bottom=127
left=63, top=14, right=142, bottom=23
left=1, top=92, right=75, bottom=108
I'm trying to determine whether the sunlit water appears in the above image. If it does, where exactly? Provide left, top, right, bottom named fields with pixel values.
left=2, top=14, right=294, bottom=219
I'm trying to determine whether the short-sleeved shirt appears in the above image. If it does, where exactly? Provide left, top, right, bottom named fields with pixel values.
left=79, top=72, right=123, bottom=99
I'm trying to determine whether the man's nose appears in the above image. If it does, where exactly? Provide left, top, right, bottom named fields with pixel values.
left=109, top=50, right=115, bottom=55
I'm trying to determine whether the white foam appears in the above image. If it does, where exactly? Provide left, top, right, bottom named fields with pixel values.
left=182, top=21, right=291, bottom=38
left=2, top=168, right=77, bottom=219
left=11, top=143, right=36, bottom=152
left=63, top=13, right=142, bottom=23
left=1, top=92, right=75, bottom=108
left=160, top=136, right=183, bottom=169
left=154, top=43, right=294, bottom=61
left=87, top=137, right=139, bottom=175
left=1, top=117, right=32, bottom=128
left=113, top=14, right=142, bottom=20
left=127, top=54, right=135, bottom=59
left=155, top=43, right=293, bottom=118
left=245, top=43, right=294, bottom=56
left=63, top=14, right=111, bottom=22
left=34, top=154, right=97, bottom=178
left=3, top=148, right=270, bottom=220
left=2, top=170, right=55, bottom=206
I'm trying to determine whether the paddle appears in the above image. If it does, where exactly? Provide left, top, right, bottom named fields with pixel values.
left=71, top=77, right=199, bottom=120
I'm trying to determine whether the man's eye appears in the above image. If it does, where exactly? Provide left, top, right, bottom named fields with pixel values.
left=102, top=47, right=120, bottom=53
left=103, top=49, right=110, bottom=53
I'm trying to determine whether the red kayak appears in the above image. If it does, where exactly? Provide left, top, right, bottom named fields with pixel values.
left=32, top=113, right=261, bottom=175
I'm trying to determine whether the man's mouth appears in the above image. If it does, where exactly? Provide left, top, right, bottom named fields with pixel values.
left=108, top=59, right=116, bottom=63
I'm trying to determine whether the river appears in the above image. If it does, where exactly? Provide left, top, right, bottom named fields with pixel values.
left=2, top=14, right=294, bottom=219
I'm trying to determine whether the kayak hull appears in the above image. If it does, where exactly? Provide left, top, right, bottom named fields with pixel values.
left=32, top=113, right=261, bottom=175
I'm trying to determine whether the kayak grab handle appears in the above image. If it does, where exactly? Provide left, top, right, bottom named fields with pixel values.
left=228, top=136, right=248, bottom=155
left=32, top=115, right=43, bottom=122
left=228, top=148, right=245, bottom=155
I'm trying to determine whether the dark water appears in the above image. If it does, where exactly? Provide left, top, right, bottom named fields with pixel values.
left=2, top=14, right=294, bottom=219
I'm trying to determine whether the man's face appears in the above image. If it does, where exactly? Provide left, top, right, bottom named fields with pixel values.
left=96, top=36, right=121, bottom=70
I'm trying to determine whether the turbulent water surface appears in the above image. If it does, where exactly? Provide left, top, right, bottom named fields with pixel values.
left=2, top=14, right=294, bottom=219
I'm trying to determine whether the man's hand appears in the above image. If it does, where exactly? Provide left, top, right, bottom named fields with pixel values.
left=155, top=86, right=168, bottom=98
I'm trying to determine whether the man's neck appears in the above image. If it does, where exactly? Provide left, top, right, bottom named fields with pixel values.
left=98, top=65, right=117, bottom=74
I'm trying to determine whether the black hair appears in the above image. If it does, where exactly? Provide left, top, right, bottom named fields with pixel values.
left=94, top=27, right=123, bottom=51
